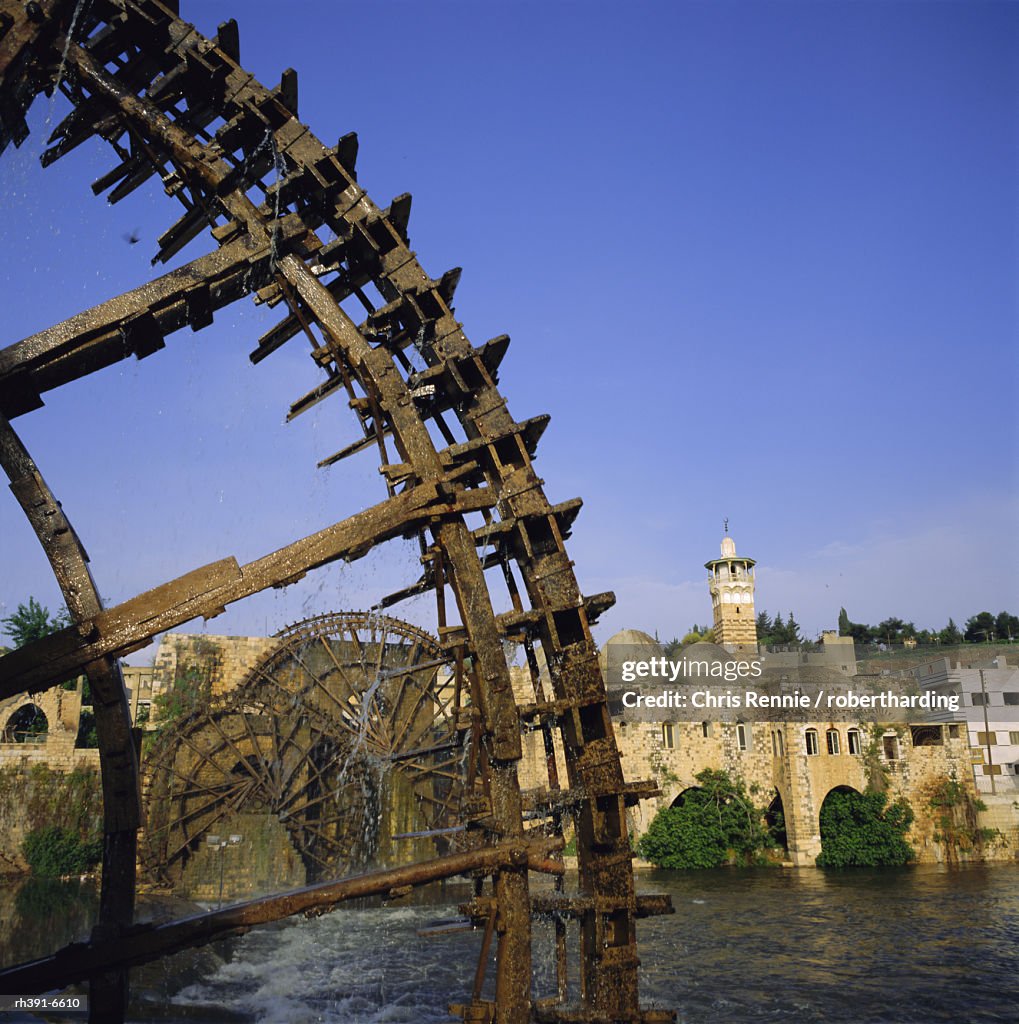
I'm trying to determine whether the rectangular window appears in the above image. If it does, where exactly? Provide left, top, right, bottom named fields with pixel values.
left=847, top=730, right=862, bottom=755
left=948, top=725, right=960, bottom=739
left=805, top=731, right=819, bottom=756
left=1009, top=731, right=1019, bottom=745
left=982, top=764, right=1002, bottom=776
left=976, top=731, right=997, bottom=746
left=971, top=693, right=987, bottom=706
left=1004, top=693, right=1019, bottom=706
left=661, top=723, right=675, bottom=750
left=701, top=722, right=711, bottom=738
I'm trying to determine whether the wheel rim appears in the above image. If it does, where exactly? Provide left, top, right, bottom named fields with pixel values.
left=0, top=3, right=671, bottom=1021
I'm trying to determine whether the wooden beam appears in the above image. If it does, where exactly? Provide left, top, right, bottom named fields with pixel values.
left=0, top=481, right=496, bottom=698
left=0, top=838, right=564, bottom=994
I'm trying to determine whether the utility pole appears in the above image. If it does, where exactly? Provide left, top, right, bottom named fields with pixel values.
left=979, top=670, right=996, bottom=796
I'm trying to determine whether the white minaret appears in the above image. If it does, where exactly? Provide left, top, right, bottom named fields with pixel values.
left=705, top=521, right=757, bottom=650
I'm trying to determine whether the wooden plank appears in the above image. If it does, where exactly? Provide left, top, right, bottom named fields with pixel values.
left=0, top=838, right=564, bottom=994
left=0, top=482, right=497, bottom=697
left=0, top=233, right=273, bottom=405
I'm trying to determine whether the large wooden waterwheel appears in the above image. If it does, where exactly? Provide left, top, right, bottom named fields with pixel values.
left=0, top=3, right=673, bottom=1022
left=143, top=612, right=464, bottom=889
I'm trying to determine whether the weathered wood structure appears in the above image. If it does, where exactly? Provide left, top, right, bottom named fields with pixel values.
left=0, top=2, right=673, bottom=1021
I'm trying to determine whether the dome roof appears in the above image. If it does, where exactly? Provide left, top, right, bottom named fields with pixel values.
left=604, top=628, right=659, bottom=648
left=599, top=628, right=661, bottom=677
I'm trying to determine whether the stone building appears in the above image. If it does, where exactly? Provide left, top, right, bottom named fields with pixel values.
left=589, top=529, right=1018, bottom=865
left=607, top=672, right=988, bottom=865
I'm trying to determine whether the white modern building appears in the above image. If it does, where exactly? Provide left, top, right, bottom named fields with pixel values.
left=915, top=655, right=1019, bottom=794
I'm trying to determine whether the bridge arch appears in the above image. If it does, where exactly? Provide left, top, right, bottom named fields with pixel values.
left=669, top=785, right=704, bottom=809
left=1, top=702, right=48, bottom=743
left=765, top=787, right=789, bottom=851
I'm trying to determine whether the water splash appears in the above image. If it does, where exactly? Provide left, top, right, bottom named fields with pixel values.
left=46, top=0, right=90, bottom=128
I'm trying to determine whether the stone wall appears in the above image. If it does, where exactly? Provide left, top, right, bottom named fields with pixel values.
left=150, top=633, right=278, bottom=704
left=608, top=716, right=1014, bottom=865
left=179, top=812, right=306, bottom=901
left=0, top=688, right=94, bottom=772
left=0, top=764, right=103, bottom=874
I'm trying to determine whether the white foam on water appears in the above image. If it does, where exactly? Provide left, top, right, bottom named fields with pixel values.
left=174, top=903, right=477, bottom=1023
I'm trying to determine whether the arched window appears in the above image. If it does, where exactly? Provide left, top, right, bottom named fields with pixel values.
left=804, top=728, right=819, bottom=756
left=847, top=728, right=862, bottom=755
left=701, top=721, right=711, bottom=738
left=776, top=729, right=784, bottom=756
left=736, top=722, right=750, bottom=752
left=826, top=729, right=840, bottom=755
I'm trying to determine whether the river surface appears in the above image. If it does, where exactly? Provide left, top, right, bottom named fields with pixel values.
left=2, top=865, right=1017, bottom=1023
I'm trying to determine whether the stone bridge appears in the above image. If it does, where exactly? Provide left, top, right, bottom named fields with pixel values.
left=610, top=717, right=974, bottom=865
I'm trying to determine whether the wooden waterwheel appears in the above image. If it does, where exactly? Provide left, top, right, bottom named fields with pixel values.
left=0, top=3, right=673, bottom=1022
left=143, top=612, right=464, bottom=888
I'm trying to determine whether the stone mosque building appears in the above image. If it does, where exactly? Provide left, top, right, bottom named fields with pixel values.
left=594, top=528, right=1016, bottom=866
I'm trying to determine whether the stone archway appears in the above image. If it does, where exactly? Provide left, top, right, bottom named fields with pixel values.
left=816, top=784, right=865, bottom=866
left=670, top=786, right=705, bottom=809
left=2, top=703, right=48, bottom=743
left=765, top=788, right=788, bottom=852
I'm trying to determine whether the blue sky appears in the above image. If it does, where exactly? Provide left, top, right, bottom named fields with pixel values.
left=1, top=0, right=1016, bottom=655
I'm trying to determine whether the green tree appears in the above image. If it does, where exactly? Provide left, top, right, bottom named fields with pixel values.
left=637, top=769, right=775, bottom=869
left=768, top=612, right=784, bottom=643
left=681, top=625, right=714, bottom=645
left=75, top=709, right=99, bottom=749
left=846, top=618, right=873, bottom=643
left=837, top=607, right=852, bottom=637
left=876, top=617, right=907, bottom=643
left=755, top=611, right=772, bottom=638
left=816, top=789, right=914, bottom=868
left=662, top=637, right=683, bottom=658
left=760, top=612, right=802, bottom=646
left=940, top=618, right=962, bottom=645
left=783, top=612, right=801, bottom=645
left=1, top=597, right=68, bottom=648
left=994, top=611, right=1019, bottom=643
left=964, top=612, right=996, bottom=644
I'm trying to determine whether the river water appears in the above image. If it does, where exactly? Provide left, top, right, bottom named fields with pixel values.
left=2, top=865, right=1017, bottom=1023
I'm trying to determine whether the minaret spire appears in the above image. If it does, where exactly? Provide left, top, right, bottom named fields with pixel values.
left=705, top=526, right=758, bottom=651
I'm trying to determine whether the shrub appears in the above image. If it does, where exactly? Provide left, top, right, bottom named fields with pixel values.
left=927, top=777, right=996, bottom=861
left=637, top=769, right=775, bottom=869
left=22, top=825, right=103, bottom=878
left=816, top=789, right=914, bottom=868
